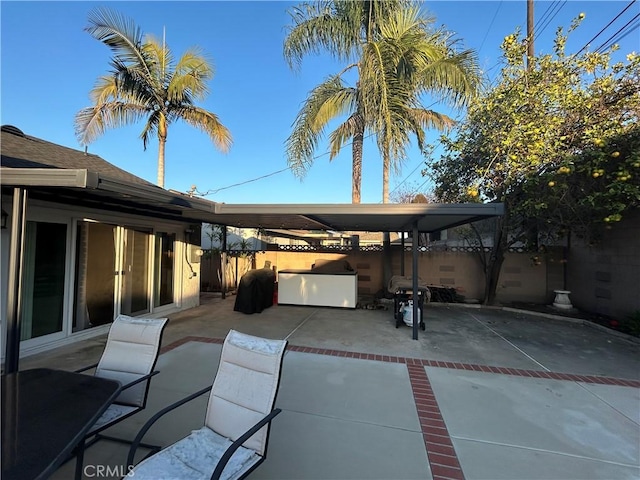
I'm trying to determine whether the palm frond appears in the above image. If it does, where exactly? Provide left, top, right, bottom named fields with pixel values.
left=142, top=36, right=173, bottom=88
left=176, top=105, right=232, bottom=153
left=285, top=75, right=356, bottom=176
left=75, top=102, right=148, bottom=145
left=85, top=8, right=153, bottom=80
left=140, top=111, right=160, bottom=150
left=169, top=49, right=213, bottom=103
left=89, top=75, right=120, bottom=104
left=284, top=0, right=362, bottom=70
left=416, top=50, right=481, bottom=108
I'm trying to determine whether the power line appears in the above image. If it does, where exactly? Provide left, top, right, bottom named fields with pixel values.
left=408, top=177, right=432, bottom=199
left=532, top=0, right=559, bottom=38
left=603, top=18, right=640, bottom=47
left=594, top=12, right=640, bottom=53
left=194, top=166, right=293, bottom=197
left=481, top=0, right=565, bottom=86
left=575, top=0, right=637, bottom=55
left=533, top=0, right=567, bottom=42
left=194, top=132, right=376, bottom=197
left=389, top=161, right=424, bottom=196
left=478, top=1, right=503, bottom=54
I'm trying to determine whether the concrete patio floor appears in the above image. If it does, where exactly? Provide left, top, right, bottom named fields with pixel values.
left=20, top=294, right=640, bottom=480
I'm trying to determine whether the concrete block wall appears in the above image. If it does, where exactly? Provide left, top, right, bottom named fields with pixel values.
left=494, top=253, right=549, bottom=304
left=393, top=249, right=548, bottom=304
left=567, top=209, right=640, bottom=319
left=260, top=251, right=384, bottom=297
left=201, top=248, right=548, bottom=304
left=393, top=250, right=485, bottom=301
left=202, top=248, right=550, bottom=304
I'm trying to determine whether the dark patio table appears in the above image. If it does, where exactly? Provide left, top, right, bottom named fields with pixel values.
left=1, top=368, right=121, bottom=480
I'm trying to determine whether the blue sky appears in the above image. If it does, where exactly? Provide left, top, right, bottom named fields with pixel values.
left=1, top=1, right=638, bottom=204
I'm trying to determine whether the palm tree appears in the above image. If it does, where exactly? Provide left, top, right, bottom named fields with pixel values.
left=284, top=0, right=406, bottom=203
left=363, top=6, right=480, bottom=202
left=284, top=1, right=479, bottom=203
left=75, top=8, right=232, bottom=188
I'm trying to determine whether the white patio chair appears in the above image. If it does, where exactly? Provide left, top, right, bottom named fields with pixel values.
left=126, top=329, right=288, bottom=480
left=76, top=315, right=169, bottom=443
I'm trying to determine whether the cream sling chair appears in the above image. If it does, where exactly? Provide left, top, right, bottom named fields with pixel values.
left=127, top=329, right=288, bottom=480
left=73, top=315, right=168, bottom=478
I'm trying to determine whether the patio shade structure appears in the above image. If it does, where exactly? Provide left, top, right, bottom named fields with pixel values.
left=1, top=166, right=504, bottom=370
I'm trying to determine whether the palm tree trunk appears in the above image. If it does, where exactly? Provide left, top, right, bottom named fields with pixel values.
left=382, top=151, right=390, bottom=203
left=352, top=131, right=363, bottom=204
left=157, top=135, right=166, bottom=188
left=382, top=150, right=392, bottom=287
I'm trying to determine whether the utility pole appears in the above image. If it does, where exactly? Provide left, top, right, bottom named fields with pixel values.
left=527, top=0, right=534, bottom=71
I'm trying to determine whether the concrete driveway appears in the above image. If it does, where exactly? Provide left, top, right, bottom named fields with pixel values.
left=22, top=296, right=638, bottom=480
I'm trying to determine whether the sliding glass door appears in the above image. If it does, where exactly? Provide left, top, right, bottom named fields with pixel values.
left=120, top=227, right=151, bottom=316
left=20, top=221, right=67, bottom=340
left=74, top=222, right=167, bottom=331
left=154, top=232, right=175, bottom=307
left=74, top=222, right=117, bottom=330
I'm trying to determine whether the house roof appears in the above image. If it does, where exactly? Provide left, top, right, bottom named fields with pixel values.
left=1, top=126, right=504, bottom=231
left=1, top=126, right=154, bottom=187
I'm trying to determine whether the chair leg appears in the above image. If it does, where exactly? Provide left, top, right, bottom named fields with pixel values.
left=64, top=432, right=160, bottom=477
left=74, top=439, right=86, bottom=480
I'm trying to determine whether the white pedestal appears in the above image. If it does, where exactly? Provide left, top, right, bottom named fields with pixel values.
left=553, top=290, right=573, bottom=310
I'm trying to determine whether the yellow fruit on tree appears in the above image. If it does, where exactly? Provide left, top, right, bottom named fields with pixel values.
left=611, top=151, right=620, bottom=157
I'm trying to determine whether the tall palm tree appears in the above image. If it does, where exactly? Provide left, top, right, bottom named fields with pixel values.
left=284, top=0, right=406, bottom=203
left=363, top=6, right=480, bottom=202
left=284, top=1, right=479, bottom=203
left=75, top=8, right=232, bottom=188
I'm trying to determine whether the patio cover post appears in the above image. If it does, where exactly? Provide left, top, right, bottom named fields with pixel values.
left=412, top=221, right=419, bottom=340
left=221, top=227, right=227, bottom=300
left=400, top=233, right=405, bottom=276
left=4, top=188, right=27, bottom=373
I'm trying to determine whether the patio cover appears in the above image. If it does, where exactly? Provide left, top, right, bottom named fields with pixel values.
left=1, top=168, right=503, bottom=233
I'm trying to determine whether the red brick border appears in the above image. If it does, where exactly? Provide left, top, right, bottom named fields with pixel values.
left=407, top=363, right=465, bottom=480
left=162, top=337, right=640, bottom=388
left=160, top=335, right=222, bottom=355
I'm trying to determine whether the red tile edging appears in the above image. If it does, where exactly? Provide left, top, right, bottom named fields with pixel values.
left=160, top=335, right=222, bottom=355
left=407, top=363, right=465, bottom=480
left=161, top=336, right=640, bottom=388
